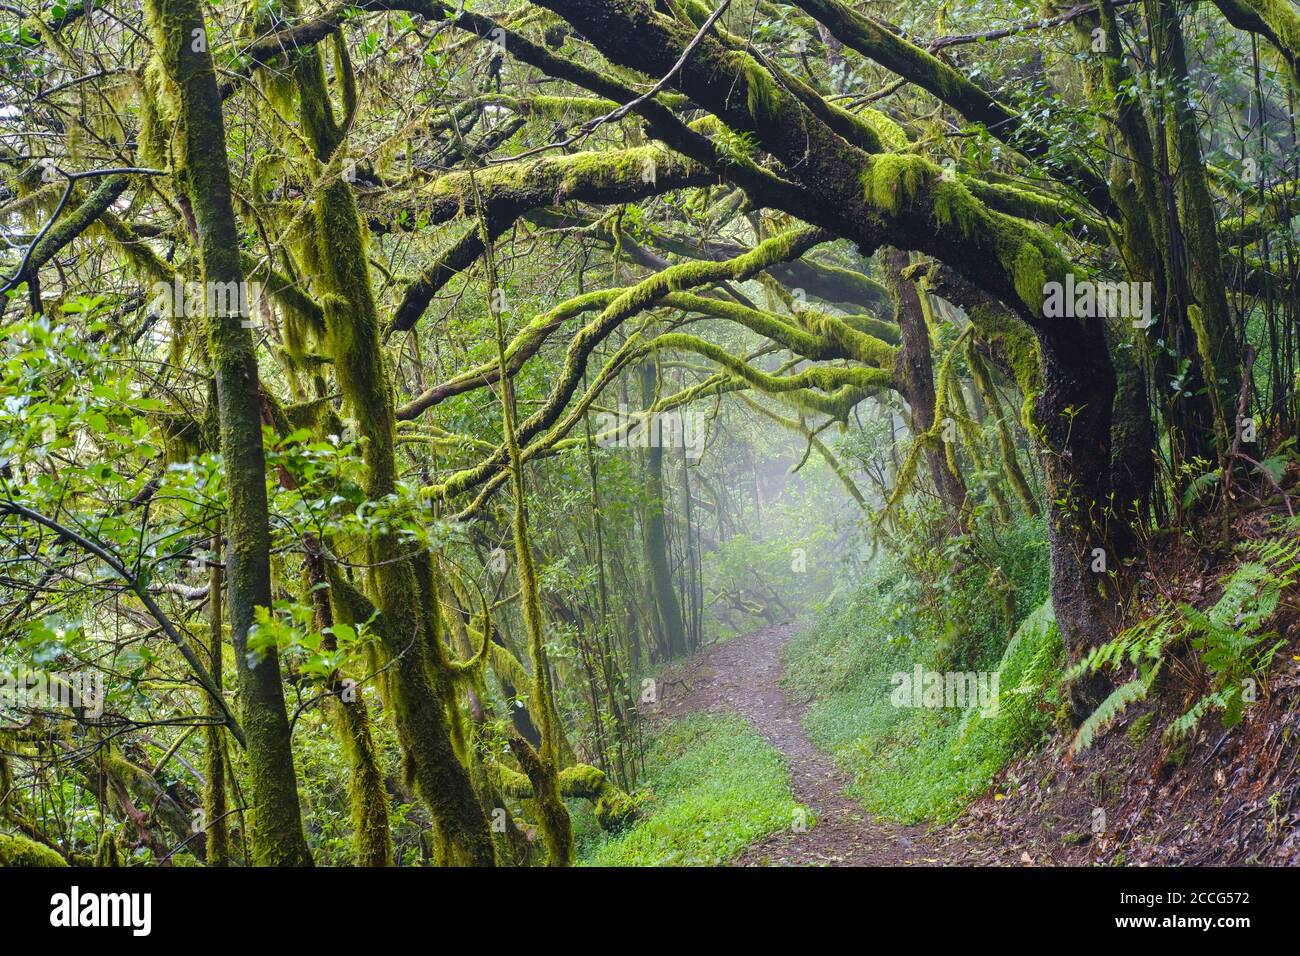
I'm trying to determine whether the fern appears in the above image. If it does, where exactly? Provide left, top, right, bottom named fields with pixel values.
left=1182, top=466, right=1221, bottom=510
left=1163, top=691, right=1224, bottom=744
left=1073, top=517, right=1300, bottom=749
left=1071, top=663, right=1159, bottom=754
left=1064, top=605, right=1176, bottom=681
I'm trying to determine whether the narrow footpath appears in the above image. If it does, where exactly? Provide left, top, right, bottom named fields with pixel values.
left=657, top=622, right=948, bottom=865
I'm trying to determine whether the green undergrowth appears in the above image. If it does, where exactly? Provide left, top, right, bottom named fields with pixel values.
left=785, top=517, right=1061, bottom=823
left=577, top=713, right=806, bottom=866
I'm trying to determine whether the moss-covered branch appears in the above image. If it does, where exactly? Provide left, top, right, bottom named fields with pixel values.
left=388, top=147, right=716, bottom=334
left=496, top=763, right=639, bottom=831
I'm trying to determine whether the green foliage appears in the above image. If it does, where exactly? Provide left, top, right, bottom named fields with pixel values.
left=1071, top=519, right=1300, bottom=752
left=843, top=599, right=1061, bottom=824
left=1071, top=670, right=1157, bottom=753
left=578, top=714, right=805, bottom=866
left=785, top=517, right=1058, bottom=823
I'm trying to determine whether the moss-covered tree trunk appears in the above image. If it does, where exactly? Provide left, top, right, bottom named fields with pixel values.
left=1152, top=0, right=1243, bottom=453
left=142, top=0, right=312, bottom=866
left=306, top=549, right=392, bottom=867
left=204, top=522, right=230, bottom=866
left=639, top=361, right=688, bottom=657
left=283, top=26, right=495, bottom=866
left=885, top=248, right=968, bottom=528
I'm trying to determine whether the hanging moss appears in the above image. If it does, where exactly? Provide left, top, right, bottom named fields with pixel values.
left=737, top=393, right=868, bottom=506
left=729, top=51, right=779, bottom=126
left=961, top=303, right=1042, bottom=433
left=862, top=153, right=927, bottom=216
left=949, top=372, right=1011, bottom=523
left=1010, top=244, right=1047, bottom=318
left=877, top=327, right=971, bottom=526
left=931, top=179, right=984, bottom=239
left=966, top=336, right=1040, bottom=516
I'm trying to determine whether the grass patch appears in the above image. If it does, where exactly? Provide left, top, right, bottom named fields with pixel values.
left=839, top=601, right=1061, bottom=822
left=578, top=713, right=805, bottom=866
left=785, top=517, right=1061, bottom=823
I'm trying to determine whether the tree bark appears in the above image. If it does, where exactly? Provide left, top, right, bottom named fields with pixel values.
left=143, top=0, right=312, bottom=866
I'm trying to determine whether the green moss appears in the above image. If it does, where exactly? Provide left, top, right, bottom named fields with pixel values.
left=1127, top=711, right=1156, bottom=745
left=1010, top=244, right=1047, bottom=318
left=1186, top=304, right=1230, bottom=453
left=93, top=831, right=122, bottom=867
left=328, top=697, right=393, bottom=867
left=1239, top=0, right=1300, bottom=80
left=557, top=765, right=638, bottom=831
left=501, top=763, right=640, bottom=832
left=931, top=178, right=982, bottom=239
left=730, top=51, right=778, bottom=125
left=862, top=153, right=928, bottom=216
left=857, top=150, right=1069, bottom=320
left=0, top=832, right=68, bottom=867
left=966, top=335, right=1040, bottom=515
left=518, top=94, right=618, bottom=118
left=857, top=107, right=909, bottom=151
left=649, top=331, right=892, bottom=418
left=965, top=303, right=1042, bottom=431
left=283, top=23, right=495, bottom=865
left=964, top=179, right=1107, bottom=236
left=426, top=146, right=694, bottom=208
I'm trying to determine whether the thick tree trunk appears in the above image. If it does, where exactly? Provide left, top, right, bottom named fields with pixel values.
left=1035, top=316, right=1124, bottom=711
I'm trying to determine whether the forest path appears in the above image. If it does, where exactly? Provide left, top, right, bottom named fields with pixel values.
left=657, top=621, right=943, bottom=866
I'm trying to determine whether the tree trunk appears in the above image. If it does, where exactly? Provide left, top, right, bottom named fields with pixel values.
left=639, top=362, right=688, bottom=657
left=143, top=0, right=312, bottom=866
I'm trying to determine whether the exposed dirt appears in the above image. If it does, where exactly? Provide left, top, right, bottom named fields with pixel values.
left=655, top=621, right=954, bottom=866
left=931, top=677, right=1300, bottom=867
left=653, top=547, right=1300, bottom=867
left=937, top=505, right=1300, bottom=867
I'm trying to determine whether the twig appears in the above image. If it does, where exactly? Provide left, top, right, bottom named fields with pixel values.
left=0, top=500, right=246, bottom=746
left=485, top=0, right=732, bottom=165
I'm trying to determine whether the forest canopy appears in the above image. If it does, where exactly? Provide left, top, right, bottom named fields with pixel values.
left=0, top=0, right=1297, bottom=868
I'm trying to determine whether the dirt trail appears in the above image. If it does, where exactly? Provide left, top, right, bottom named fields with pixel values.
left=657, top=621, right=944, bottom=866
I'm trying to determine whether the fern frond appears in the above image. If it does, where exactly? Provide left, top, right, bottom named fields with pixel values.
left=1163, top=691, right=1224, bottom=744
left=1070, top=663, right=1159, bottom=754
